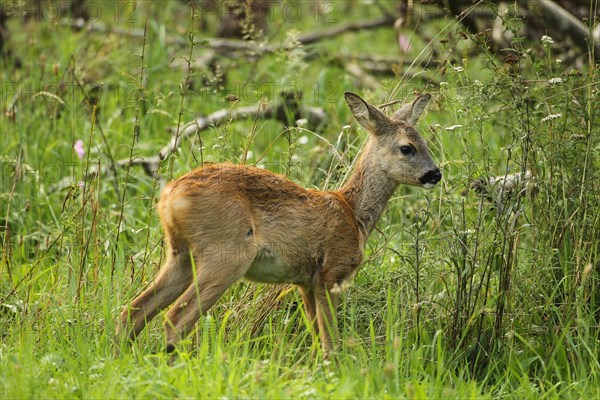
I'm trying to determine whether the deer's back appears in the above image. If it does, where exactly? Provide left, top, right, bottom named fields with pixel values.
left=157, top=163, right=364, bottom=284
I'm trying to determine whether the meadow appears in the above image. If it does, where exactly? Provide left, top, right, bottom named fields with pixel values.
left=1, top=1, right=599, bottom=398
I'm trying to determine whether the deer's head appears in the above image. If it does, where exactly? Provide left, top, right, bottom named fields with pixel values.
left=345, top=92, right=442, bottom=189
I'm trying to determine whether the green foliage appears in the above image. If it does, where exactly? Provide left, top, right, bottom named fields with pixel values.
left=1, top=2, right=598, bottom=398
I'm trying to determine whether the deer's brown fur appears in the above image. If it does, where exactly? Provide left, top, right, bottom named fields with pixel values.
left=117, top=91, right=441, bottom=356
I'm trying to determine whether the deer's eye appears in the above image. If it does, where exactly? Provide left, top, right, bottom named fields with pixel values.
left=399, top=145, right=414, bottom=156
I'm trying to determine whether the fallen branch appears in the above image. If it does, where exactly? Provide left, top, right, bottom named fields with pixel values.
left=173, top=50, right=441, bottom=81
left=344, top=62, right=380, bottom=90
left=470, top=170, right=533, bottom=194
left=74, top=19, right=279, bottom=53
left=317, top=53, right=441, bottom=86
left=467, top=170, right=536, bottom=210
left=75, top=13, right=398, bottom=56
left=50, top=98, right=326, bottom=192
left=341, top=53, right=441, bottom=71
left=297, top=15, right=396, bottom=45
left=535, top=0, right=600, bottom=61
left=161, top=103, right=273, bottom=161
left=315, top=51, right=441, bottom=70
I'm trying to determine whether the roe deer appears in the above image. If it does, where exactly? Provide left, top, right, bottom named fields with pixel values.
left=116, top=91, right=442, bottom=356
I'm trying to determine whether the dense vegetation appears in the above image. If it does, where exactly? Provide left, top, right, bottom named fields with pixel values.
left=1, top=1, right=598, bottom=398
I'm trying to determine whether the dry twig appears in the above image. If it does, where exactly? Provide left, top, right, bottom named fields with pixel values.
left=50, top=98, right=326, bottom=192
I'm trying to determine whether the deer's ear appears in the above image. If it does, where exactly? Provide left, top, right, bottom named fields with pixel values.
left=392, top=93, right=432, bottom=125
left=344, top=92, right=391, bottom=135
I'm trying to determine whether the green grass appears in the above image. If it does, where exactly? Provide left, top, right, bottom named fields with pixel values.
left=1, top=1, right=599, bottom=398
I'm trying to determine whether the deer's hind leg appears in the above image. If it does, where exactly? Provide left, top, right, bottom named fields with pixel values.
left=314, top=278, right=340, bottom=356
left=164, top=241, right=258, bottom=353
left=117, top=248, right=193, bottom=343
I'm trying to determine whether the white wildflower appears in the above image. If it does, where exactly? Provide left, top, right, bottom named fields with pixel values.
left=296, top=118, right=307, bottom=127
left=298, top=135, right=309, bottom=145
left=453, top=66, right=464, bottom=72
left=300, top=388, right=317, bottom=397
left=548, top=77, right=563, bottom=85
left=541, top=113, right=561, bottom=122
left=541, top=35, right=554, bottom=45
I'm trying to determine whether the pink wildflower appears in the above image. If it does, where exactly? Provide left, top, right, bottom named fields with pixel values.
left=74, top=140, right=85, bottom=159
left=397, top=33, right=411, bottom=52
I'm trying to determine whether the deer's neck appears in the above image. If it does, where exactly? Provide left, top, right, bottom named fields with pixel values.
left=338, top=151, right=398, bottom=238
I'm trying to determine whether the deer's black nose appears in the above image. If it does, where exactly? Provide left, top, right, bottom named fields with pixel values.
left=419, top=168, right=442, bottom=185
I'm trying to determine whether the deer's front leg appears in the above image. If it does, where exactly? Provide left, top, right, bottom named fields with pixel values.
left=298, top=285, right=318, bottom=332
left=314, top=277, right=339, bottom=357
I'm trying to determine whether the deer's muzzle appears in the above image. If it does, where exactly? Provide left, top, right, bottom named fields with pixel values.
left=419, top=168, right=442, bottom=188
